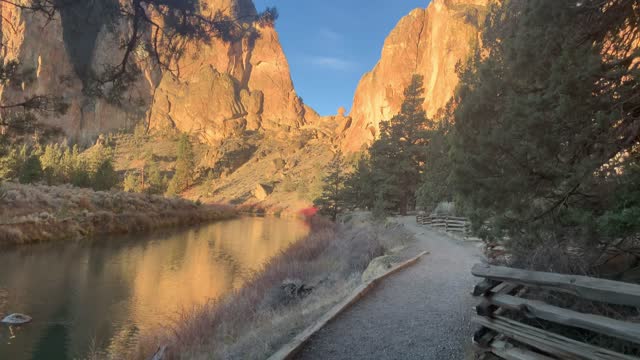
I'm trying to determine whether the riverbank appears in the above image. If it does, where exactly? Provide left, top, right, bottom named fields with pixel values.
left=117, top=213, right=414, bottom=360
left=0, top=182, right=237, bottom=246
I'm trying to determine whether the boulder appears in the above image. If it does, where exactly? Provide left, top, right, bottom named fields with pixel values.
left=254, top=183, right=273, bottom=200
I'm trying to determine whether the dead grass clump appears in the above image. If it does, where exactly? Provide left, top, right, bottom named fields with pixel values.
left=0, top=227, right=23, bottom=244
left=130, top=216, right=410, bottom=360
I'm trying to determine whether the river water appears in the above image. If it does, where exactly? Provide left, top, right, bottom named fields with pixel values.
left=0, top=217, right=309, bottom=360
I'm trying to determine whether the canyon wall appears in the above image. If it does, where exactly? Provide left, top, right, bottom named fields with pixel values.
left=341, top=0, right=488, bottom=152
left=0, top=0, right=307, bottom=145
left=0, top=0, right=489, bottom=152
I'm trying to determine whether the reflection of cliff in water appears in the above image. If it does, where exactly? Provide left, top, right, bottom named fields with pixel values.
left=0, top=217, right=308, bottom=360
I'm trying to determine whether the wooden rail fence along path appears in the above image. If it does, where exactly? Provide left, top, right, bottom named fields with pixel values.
left=416, top=214, right=470, bottom=236
left=471, top=263, right=640, bottom=359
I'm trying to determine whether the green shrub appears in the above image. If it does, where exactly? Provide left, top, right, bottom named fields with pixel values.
left=19, top=155, right=43, bottom=184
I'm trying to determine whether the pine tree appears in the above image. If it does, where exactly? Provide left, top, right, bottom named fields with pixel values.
left=314, top=151, right=347, bottom=221
left=167, top=134, right=195, bottom=195
left=0, top=146, right=24, bottom=180
left=19, top=154, right=43, bottom=184
left=417, top=104, right=455, bottom=211
left=145, top=159, right=165, bottom=195
left=371, top=191, right=389, bottom=220
left=368, top=74, right=430, bottom=215
left=123, top=171, right=140, bottom=193
left=40, top=143, right=64, bottom=185
left=92, top=159, right=118, bottom=191
left=343, top=156, right=374, bottom=209
left=451, top=0, right=640, bottom=244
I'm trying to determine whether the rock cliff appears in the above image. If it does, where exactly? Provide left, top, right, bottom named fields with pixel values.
left=0, top=0, right=307, bottom=144
left=0, top=0, right=157, bottom=142
left=341, top=0, right=488, bottom=152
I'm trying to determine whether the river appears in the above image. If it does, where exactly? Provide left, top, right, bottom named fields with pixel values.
left=0, top=217, right=309, bottom=360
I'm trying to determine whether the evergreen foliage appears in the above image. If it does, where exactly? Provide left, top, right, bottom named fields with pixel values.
left=343, top=75, right=431, bottom=215
left=416, top=104, right=455, bottom=211
left=313, top=151, right=347, bottom=221
left=371, top=191, right=389, bottom=220
left=145, top=159, right=166, bottom=195
left=167, top=134, right=195, bottom=195
left=19, top=155, right=43, bottom=184
left=0, top=140, right=119, bottom=190
left=343, top=156, right=374, bottom=209
left=123, top=171, right=141, bottom=193
left=451, top=0, right=640, bottom=245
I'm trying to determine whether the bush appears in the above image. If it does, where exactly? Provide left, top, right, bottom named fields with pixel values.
left=19, top=155, right=43, bottom=184
left=372, top=191, right=388, bottom=220
left=92, top=159, right=118, bottom=191
left=123, top=171, right=141, bottom=193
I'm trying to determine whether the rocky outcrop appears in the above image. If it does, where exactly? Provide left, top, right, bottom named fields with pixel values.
left=0, top=1, right=157, bottom=143
left=0, top=0, right=307, bottom=144
left=148, top=1, right=308, bottom=143
left=342, top=0, right=488, bottom=151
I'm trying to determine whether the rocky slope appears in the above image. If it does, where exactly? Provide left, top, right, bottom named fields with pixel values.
left=0, top=0, right=309, bottom=145
left=341, top=0, right=488, bottom=152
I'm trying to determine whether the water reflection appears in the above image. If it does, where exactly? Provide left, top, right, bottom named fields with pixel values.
left=0, top=217, right=308, bottom=360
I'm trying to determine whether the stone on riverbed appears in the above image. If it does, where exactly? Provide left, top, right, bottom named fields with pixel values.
left=1, top=313, right=32, bottom=325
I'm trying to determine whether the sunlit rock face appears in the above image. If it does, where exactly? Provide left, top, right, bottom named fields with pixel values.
left=0, top=1, right=157, bottom=143
left=342, top=0, right=488, bottom=152
left=0, top=0, right=306, bottom=144
left=149, top=0, right=307, bottom=144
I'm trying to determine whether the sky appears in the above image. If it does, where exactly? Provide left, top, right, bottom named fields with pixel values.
left=253, top=0, right=430, bottom=116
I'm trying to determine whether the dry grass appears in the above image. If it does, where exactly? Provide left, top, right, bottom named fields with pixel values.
left=0, top=182, right=237, bottom=246
left=112, top=214, right=413, bottom=360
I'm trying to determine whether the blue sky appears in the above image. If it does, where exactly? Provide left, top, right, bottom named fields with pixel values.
left=253, top=0, right=429, bottom=116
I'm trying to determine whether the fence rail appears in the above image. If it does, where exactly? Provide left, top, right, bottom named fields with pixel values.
left=472, top=263, right=640, bottom=359
left=416, top=214, right=470, bottom=235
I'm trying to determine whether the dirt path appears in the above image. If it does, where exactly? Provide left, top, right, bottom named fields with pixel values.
left=294, top=216, right=484, bottom=360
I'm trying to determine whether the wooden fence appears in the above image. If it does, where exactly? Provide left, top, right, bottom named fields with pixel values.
left=471, top=263, right=640, bottom=360
left=416, top=214, right=470, bottom=235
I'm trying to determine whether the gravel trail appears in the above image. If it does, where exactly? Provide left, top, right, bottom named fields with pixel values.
left=295, top=216, right=483, bottom=360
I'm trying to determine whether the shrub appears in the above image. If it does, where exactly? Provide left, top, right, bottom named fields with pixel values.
left=372, top=191, right=388, bottom=220
left=19, top=155, right=43, bottom=184
left=123, top=171, right=141, bottom=193
left=92, top=159, right=118, bottom=191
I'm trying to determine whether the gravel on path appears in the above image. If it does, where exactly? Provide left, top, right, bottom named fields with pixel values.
left=295, top=216, right=484, bottom=360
